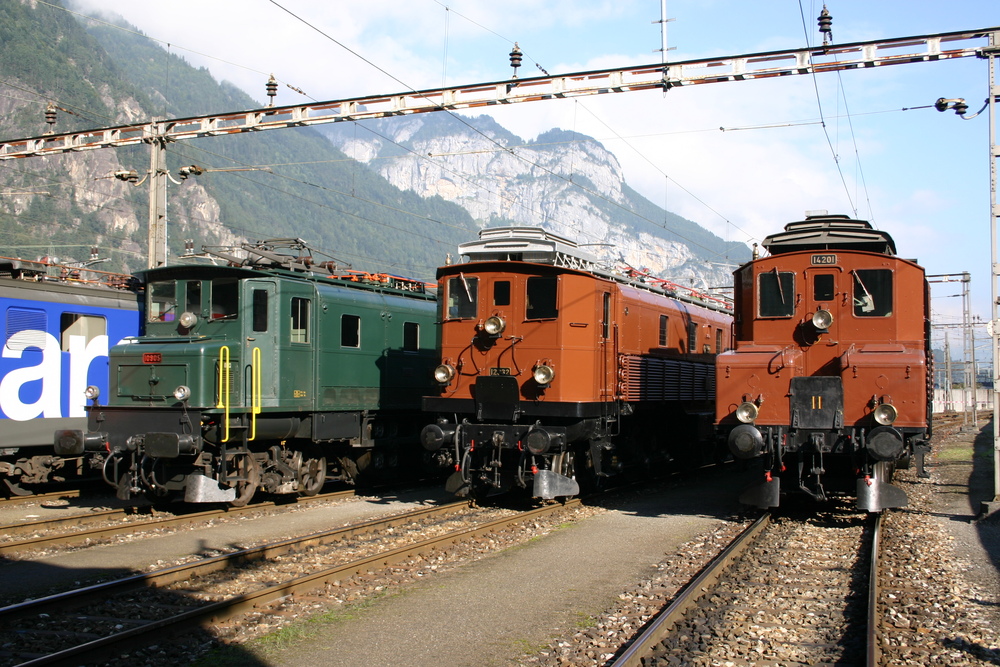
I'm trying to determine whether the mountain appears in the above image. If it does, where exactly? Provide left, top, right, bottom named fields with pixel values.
left=0, top=0, right=748, bottom=289
left=0, top=0, right=477, bottom=278
left=321, top=114, right=750, bottom=288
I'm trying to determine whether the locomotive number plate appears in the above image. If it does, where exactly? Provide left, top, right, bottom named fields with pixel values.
left=142, top=353, right=162, bottom=363
left=489, top=367, right=511, bottom=376
left=811, top=254, right=837, bottom=265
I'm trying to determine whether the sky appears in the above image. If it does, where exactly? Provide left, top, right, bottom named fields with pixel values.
left=63, top=0, right=999, bottom=349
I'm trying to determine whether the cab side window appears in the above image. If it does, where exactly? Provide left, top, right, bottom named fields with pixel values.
left=526, top=276, right=557, bottom=320
left=852, top=270, right=892, bottom=317
left=758, top=271, right=795, bottom=317
left=447, top=276, right=478, bottom=319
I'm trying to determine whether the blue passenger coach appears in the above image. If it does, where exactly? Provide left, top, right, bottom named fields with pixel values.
left=0, top=259, right=139, bottom=494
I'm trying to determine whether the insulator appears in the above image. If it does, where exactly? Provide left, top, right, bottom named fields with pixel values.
left=44, top=103, right=56, bottom=126
left=817, top=6, right=833, bottom=43
left=266, top=74, right=278, bottom=105
left=90, top=246, right=99, bottom=261
left=509, top=43, right=522, bottom=77
left=953, top=99, right=969, bottom=115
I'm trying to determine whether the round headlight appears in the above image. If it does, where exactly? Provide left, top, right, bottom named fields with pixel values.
left=84, top=385, right=100, bottom=401
left=179, top=311, right=199, bottom=328
left=533, top=364, right=555, bottom=385
left=735, top=401, right=759, bottom=424
left=812, top=309, right=834, bottom=330
left=173, top=385, right=192, bottom=402
left=873, top=403, right=898, bottom=425
left=433, top=364, right=456, bottom=384
left=483, top=315, right=506, bottom=336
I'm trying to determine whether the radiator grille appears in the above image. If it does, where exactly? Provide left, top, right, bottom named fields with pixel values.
left=618, top=355, right=715, bottom=402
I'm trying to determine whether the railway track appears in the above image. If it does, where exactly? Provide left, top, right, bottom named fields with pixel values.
left=0, top=488, right=83, bottom=507
left=0, top=489, right=357, bottom=555
left=612, top=506, right=884, bottom=666
left=0, top=498, right=579, bottom=666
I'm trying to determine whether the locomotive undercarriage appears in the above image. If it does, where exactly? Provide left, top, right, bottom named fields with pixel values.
left=425, top=403, right=706, bottom=500
left=63, top=406, right=423, bottom=506
left=732, top=424, right=923, bottom=512
left=0, top=453, right=103, bottom=497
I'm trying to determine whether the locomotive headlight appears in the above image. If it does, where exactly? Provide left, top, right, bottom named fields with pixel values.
left=179, top=311, right=198, bottom=328
left=433, top=363, right=456, bottom=384
left=812, top=309, right=834, bottom=331
left=735, top=401, right=759, bottom=424
left=483, top=315, right=506, bottom=336
left=83, top=385, right=100, bottom=401
left=873, top=403, right=898, bottom=426
left=173, top=385, right=192, bottom=402
left=533, top=364, right=555, bottom=386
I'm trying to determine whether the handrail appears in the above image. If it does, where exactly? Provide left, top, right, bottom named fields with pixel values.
left=251, top=346, right=261, bottom=441
left=217, top=346, right=230, bottom=443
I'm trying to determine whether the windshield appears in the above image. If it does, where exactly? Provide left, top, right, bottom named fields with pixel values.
left=147, top=281, right=177, bottom=322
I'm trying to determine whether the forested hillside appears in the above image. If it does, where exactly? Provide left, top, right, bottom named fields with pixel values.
left=0, top=1, right=478, bottom=278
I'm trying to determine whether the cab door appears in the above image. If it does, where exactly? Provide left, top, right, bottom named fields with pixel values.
left=242, top=279, right=278, bottom=410
left=804, top=268, right=841, bottom=355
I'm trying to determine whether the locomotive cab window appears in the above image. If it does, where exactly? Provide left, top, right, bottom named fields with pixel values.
left=341, top=313, right=361, bottom=348
left=403, top=321, right=420, bottom=351
left=687, top=321, right=698, bottom=353
left=493, top=280, right=511, bottom=306
left=147, top=281, right=177, bottom=322
left=602, top=292, right=611, bottom=339
left=658, top=315, right=669, bottom=347
left=526, top=276, right=558, bottom=320
left=211, top=278, right=239, bottom=319
left=447, top=275, right=478, bottom=319
left=185, top=281, right=202, bottom=316
left=758, top=270, right=795, bottom=318
left=290, top=298, right=310, bottom=343
left=852, top=269, right=892, bottom=317
left=813, top=274, right=835, bottom=302
left=252, top=290, right=268, bottom=332
left=60, top=313, right=106, bottom=352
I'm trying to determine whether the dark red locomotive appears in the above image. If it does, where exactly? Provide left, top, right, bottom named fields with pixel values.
left=421, top=227, right=733, bottom=499
left=716, top=213, right=931, bottom=511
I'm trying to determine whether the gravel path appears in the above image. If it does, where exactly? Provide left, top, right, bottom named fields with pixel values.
left=237, top=469, right=748, bottom=667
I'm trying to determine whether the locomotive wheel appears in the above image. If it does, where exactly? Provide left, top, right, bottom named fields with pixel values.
left=551, top=451, right=576, bottom=479
left=2, top=478, right=32, bottom=497
left=298, top=456, right=327, bottom=496
left=229, top=453, right=260, bottom=508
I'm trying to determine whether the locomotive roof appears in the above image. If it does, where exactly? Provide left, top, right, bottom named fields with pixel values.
left=761, top=214, right=896, bottom=256
left=457, top=226, right=604, bottom=267
left=452, top=226, right=732, bottom=314
left=138, top=238, right=432, bottom=296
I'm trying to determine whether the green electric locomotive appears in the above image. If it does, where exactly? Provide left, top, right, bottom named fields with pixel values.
left=55, top=239, right=438, bottom=506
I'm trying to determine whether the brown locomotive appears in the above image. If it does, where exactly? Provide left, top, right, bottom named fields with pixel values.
left=716, top=213, right=931, bottom=511
left=421, top=227, right=733, bottom=499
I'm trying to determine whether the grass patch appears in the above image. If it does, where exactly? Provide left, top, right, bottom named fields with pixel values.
left=193, top=589, right=402, bottom=665
left=935, top=445, right=974, bottom=463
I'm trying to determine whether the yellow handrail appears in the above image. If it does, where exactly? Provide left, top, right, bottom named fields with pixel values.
left=217, top=346, right=230, bottom=443
left=251, top=346, right=261, bottom=441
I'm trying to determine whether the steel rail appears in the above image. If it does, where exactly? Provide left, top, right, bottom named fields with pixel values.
left=11, top=498, right=579, bottom=666
left=0, top=488, right=82, bottom=507
left=610, top=512, right=771, bottom=667
left=0, top=488, right=355, bottom=554
left=867, top=511, right=884, bottom=667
